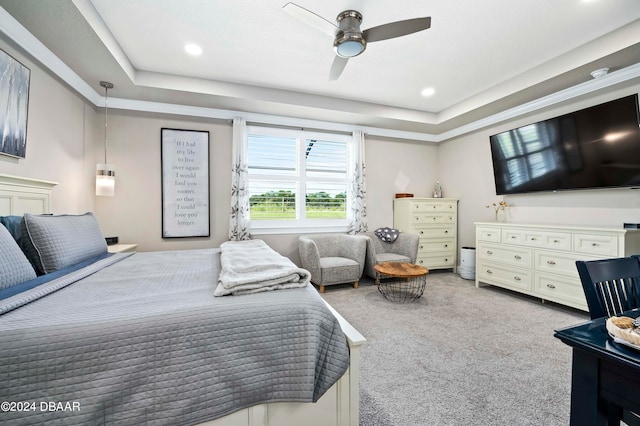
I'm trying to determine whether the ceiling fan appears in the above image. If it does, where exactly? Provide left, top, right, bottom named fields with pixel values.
left=283, top=2, right=431, bottom=80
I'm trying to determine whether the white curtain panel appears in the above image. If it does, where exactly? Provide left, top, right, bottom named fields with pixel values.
left=347, top=130, right=368, bottom=234
left=228, top=118, right=251, bottom=241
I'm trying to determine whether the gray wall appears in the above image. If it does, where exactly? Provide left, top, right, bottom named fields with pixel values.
left=93, top=110, right=439, bottom=263
left=2, top=34, right=640, bottom=266
left=0, top=38, right=97, bottom=214
left=438, top=83, right=640, bottom=251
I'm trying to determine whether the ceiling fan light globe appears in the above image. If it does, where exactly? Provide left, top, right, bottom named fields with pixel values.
left=334, top=35, right=366, bottom=58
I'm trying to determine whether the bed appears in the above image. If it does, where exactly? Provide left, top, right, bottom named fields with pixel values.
left=0, top=174, right=365, bottom=426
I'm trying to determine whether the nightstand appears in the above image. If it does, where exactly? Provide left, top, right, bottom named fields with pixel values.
left=107, top=243, right=138, bottom=253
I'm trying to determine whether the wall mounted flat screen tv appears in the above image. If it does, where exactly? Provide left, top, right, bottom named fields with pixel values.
left=489, top=94, right=640, bottom=195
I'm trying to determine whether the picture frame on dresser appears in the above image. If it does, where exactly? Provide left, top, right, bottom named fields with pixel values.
left=0, top=49, right=30, bottom=159
left=161, top=128, right=210, bottom=238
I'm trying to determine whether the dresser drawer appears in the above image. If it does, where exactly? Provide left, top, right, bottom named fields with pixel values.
left=418, top=238, right=455, bottom=253
left=478, top=242, right=532, bottom=268
left=415, top=226, right=455, bottom=239
left=477, top=261, right=532, bottom=292
left=477, top=227, right=501, bottom=243
left=534, top=272, right=587, bottom=309
left=502, top=228, right=572, bottom=251
left=412, top=213, right=456, bottom=224
left=534, top=250, right=596, bottom=278
left=573, top=233, right=619, bottom=257
left=411, top=201, right=456, bottom=213
left=417, top=253, right=455, bottom=268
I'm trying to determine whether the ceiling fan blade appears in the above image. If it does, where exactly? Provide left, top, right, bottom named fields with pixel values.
left=363, top=17, right=431, bottom=43
left=329, top=56, right=349, bottom=80
left=282, top=2, right=337, bottom=37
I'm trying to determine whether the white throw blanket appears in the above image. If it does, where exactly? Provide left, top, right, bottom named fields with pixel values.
left=214, top=239, right=311, bottom=296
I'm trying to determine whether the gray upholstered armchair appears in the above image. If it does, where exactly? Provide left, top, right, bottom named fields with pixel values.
left=363, top=231, right=419, bottom=284
left=298, top=234, right=368, bottom=293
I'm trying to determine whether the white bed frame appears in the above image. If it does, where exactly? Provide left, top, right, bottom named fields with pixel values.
left=0, top=174, right=365, bottom=426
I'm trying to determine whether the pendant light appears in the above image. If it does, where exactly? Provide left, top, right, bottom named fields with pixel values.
left=96, top=81, right=115, bottom=196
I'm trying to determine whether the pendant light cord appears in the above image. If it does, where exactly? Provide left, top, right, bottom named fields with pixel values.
left=104, top=84, right=108, bottom=164
left=99, top=81, right=114, bottom=165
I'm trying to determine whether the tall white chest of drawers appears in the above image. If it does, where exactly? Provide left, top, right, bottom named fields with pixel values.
left=474, top=222, right=640, bottom=311
left=394, top=198, right=458, bottom=272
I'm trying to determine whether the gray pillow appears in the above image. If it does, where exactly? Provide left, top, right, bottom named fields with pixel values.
left=374, top=227, right=400, bottom=243
left=0, top=223, right=37, bottom=290
left=21, top=212, right=108, bottom=274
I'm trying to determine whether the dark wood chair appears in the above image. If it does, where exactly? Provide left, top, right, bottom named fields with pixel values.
left=576, top=256, right=640, bottom=426
left=576, top=256, right=640, bottom=320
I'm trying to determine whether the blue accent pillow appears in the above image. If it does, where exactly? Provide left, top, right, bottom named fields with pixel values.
left=0, top=215, right=23, bottom=243
left=20, top=212, right=108, bottom=275
left=0, top=251, right=112, bottom=301
left=0, top=223, right=37, bottom=290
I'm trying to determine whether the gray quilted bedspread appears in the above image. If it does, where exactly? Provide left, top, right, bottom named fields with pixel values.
left=0, top=249, right=350, bottom=425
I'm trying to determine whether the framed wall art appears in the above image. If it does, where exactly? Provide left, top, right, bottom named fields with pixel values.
left=0, top=49, right=30, bottom=158
left=161, top=128, right=210, bottom=238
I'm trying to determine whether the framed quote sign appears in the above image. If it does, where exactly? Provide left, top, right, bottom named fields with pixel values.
left=161, top=128, right=210, bottom=238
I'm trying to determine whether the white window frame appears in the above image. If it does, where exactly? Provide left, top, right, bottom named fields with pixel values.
left=247, top=125, right=352, bottom=235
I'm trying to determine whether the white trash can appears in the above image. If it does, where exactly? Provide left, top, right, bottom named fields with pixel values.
left=459, top=247, right=476, bottom=280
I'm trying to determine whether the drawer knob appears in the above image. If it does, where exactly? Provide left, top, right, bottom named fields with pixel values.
left=553, top=239, right=559, bottom=243
left=592, top=243, right=598, bottom=247
left=514, top=276, right=521, bottom=281
left=486, top=250, right=493, bottom=255
left=547, top=260, right=556, bottom=265
left=514, top=255, right=521, bottom=260
left=433, top=217, right=436, bottom=220
left=487, top=269, right=493, bottom=274
left=444, top=244, right=448, bottom=248
left=547, top=283, right=556, bottom=289
left=419, top=245, right=423, bottom=249
left=511, top=236, right=516, bottom=239
left=420, top=231, right=424, bottom=235
left=487, top=233, right=492, bottom=236
left=531, top=237, right=537, bottom=241
left=444, top=230, right=449, bottom=234
left=419, top=260, right=423, bottom=264
left=445, top=258, right=449, bottom=262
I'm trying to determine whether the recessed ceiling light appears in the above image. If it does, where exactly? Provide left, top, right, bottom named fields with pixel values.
left=421, top=87, right=435, bottom=97
left=185, top=44, right=202, bottom=56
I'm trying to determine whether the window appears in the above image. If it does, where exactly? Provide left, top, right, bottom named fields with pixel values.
left=247, top=126, right=351, bottom=234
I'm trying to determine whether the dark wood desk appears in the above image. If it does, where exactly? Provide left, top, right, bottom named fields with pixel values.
left=555, top=316, right=640, bottom=425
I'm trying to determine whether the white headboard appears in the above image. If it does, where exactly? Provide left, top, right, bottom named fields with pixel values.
left=0, top=174, right=58, bottom=215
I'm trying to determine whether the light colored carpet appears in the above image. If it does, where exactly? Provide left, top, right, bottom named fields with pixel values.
left=320, top=271, right=590, bottom=426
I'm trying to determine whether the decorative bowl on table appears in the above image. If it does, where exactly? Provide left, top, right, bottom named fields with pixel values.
left=606, top=316, right=640, bottom=350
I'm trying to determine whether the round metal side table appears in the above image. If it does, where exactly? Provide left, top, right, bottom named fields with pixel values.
left=374, top=262, right=429, bottom=303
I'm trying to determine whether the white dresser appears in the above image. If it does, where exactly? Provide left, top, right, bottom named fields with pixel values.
left=474, top=222, right=640, bottom=311
left=394, top=198, right=458, bottom=272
